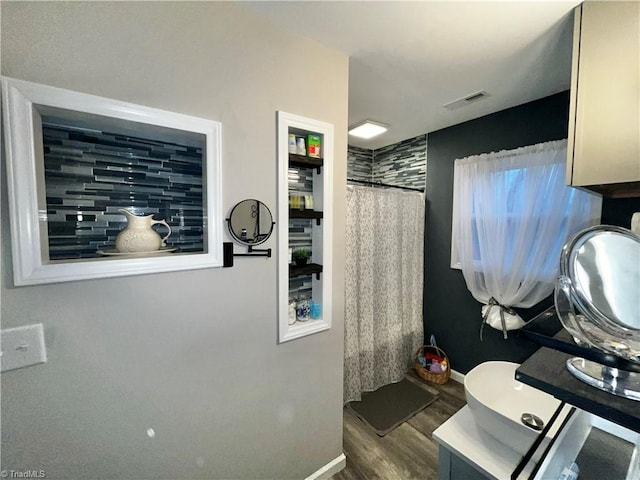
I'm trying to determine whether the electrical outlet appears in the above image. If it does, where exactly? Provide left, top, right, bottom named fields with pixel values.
left=1, top=323, right=47, bottom=373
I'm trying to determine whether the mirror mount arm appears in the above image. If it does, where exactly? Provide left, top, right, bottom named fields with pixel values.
left=222, top=242, right=271, bottom=268
left=244, top=245, right=272, bottom=257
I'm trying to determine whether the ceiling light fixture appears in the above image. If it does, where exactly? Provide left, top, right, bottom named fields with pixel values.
left=348, top=120, right=388, bottom=139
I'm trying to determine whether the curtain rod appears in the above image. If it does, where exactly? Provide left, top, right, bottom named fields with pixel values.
left=347, top=178, right=425, bottom=193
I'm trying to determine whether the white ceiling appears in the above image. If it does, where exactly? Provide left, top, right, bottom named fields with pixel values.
left=241, top=1, right=580, bottom=149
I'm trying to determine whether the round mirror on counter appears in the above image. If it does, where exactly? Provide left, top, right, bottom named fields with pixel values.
left=227, top=199, right=274, bottom=246
left=555, top=224, right=640, bottom=401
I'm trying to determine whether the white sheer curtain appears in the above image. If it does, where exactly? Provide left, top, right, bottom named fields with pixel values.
left=451, top=140, right=602, bottom=337
left=344, top=185, right=425, bottom=403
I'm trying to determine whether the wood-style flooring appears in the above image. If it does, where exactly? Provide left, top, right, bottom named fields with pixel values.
left=332, top=371, right=467, bottom=480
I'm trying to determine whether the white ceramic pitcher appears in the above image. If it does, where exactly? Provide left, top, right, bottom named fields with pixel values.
left=115, top=209, right=172, bottom=253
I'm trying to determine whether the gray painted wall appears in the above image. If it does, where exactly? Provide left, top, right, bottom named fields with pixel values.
left=1, top=3, right=348, bottom=479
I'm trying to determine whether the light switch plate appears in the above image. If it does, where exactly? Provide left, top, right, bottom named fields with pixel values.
left=1, top=323, right=47, bottom=373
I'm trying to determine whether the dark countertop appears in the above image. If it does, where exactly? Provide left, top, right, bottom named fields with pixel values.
left=516, top=346, right=640, bottom=433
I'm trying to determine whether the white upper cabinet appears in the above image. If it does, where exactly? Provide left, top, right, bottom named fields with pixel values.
left=567, top=1, right=640, bottom=196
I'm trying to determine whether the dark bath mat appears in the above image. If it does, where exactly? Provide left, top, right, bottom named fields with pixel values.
left=347, top=378, right=438, bottom=436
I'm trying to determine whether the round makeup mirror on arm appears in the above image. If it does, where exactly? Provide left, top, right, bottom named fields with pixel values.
left=227, top=199, right=275, bottom=246
left=555, top=225, right=640, bottom=400
left=223, top=199, right=275, bottom=267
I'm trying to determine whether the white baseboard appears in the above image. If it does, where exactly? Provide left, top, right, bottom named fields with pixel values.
left=450, top=369, right=465, bottom=384
left=305, top=453, right=346, bottom=480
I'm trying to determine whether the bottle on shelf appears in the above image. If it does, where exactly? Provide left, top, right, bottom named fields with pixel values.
left=296, top=137, right=306, bottom=156
left=288, top=299, right=297, bottom=325
left=296, top=299, right=310, bottom=322
left=307, top=134, right=321, bottom=158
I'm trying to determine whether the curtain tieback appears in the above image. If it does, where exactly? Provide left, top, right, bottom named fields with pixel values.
left=480, top=297, right=517, bottom=341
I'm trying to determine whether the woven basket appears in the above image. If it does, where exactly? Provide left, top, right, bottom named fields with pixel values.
left=414, top=345, right=451, bottom=384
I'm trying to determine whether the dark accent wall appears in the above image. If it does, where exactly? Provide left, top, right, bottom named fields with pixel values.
left=424, top=92, right=572, bottom=374
left=601, top=197, right=640, bottom=227
left=424, top=91, right=640, bottom=373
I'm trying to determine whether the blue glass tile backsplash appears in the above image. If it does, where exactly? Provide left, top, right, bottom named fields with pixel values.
left=347, top=134, right=427, bottom=190
left=42, top=122, right=205, bottom=260
left=288, top=169, right=314, bottom=300
left=347, top=145, right=374, bottom=182
left=373, top=134, right=426, bottom=190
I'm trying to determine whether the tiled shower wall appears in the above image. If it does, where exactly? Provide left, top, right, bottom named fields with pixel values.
left=42, top=123, right=205, bottom=260
left=347, top=145, right=374, bottom=182
left=373, top=134, right=426, bottom=189
left=347, top=134, right=427, bottom=189
left=288, top=167, right=314, bottom=301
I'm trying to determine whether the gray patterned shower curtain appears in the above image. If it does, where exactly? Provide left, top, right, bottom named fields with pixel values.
left=344, top=185, right=425, bottom=403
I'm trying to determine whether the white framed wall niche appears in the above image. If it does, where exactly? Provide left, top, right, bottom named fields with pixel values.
left=278, top=111, right=334, bottom=343
left=1, top=76, right=223, bottom=286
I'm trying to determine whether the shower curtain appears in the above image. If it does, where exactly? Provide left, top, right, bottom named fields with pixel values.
left=344, top=185, right=425, bottom=403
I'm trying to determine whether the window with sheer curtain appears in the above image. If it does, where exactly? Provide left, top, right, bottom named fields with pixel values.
left=450, top=140, right=602, bottom=336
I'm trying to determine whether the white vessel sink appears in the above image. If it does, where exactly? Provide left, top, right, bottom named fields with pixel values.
left=464, top=361, right=561, bottom=456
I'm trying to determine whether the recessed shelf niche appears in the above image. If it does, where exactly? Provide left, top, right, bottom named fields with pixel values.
left=277, top=111, right=333, bottom=343
left=1, top=76, right=223, bottom=285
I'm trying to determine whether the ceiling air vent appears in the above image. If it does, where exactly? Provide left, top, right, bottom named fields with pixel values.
left=442, top=90, right=490, bottom=111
